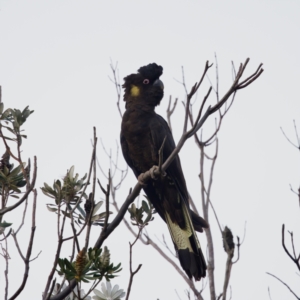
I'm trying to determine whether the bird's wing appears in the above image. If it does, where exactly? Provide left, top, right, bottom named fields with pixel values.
left=149, top=114, right=189, bottom=204
left=149, top=114, right=209, bottom=230
left=120, top=132, right=139, bottom=178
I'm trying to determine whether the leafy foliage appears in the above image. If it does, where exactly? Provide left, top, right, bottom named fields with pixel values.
left=0, top=160, right=27, bottom=195
left=128, top=197, right=155, bottom=228
left=0, top=104, right=34, bottom=144
left=57, top=247, right=122, bottom=283
left=0, top=220, right=12, bottom=235
left=41, top=166, right=87, bottom=205
left=42, top=166, right=111, bottom=226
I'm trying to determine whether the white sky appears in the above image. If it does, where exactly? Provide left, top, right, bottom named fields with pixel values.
left=0, top=1, right=300, bottom=299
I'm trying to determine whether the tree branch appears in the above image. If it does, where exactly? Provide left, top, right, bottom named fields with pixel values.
left=50, top=58, right=263, bottom=300
left=266, top=272, right=300, bottom=300
left=9, top=189, right=37, bottom=300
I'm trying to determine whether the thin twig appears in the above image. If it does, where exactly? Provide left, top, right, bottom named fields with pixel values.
left=222, top=227, right=235, bottom=300
left=166, top=96, right=178, bottom=132
left=9, top=189, right=38, bottom=300
left=158, top=136, right=167, bottom=174
left=280, top=127, right=300, bottom=150
left=45, top=279, right=56, bottom=300
left=266, top=272, right=300, bottom=299
left=43, top=210, right=67, bottom=299
left=3, top=235, right=10, bottom=300
left=282, top=224, right=300, bottom=271
left=109, top=60, right=122, bottom=118
left=268, top=287, right=272, bottom=300
left=84, top=127, right=98, bottom=250
left=125, top=228, right=143, bottom=300
left=98, top=170, right=111, bottom=234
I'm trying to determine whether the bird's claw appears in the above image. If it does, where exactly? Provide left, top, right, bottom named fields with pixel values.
left=150, top=165, right=166, bottom=180
left=150, top=166, right=159, bottom=180
left=138, top=166, right=166, bottom=186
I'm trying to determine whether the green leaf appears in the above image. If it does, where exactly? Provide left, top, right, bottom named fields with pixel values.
left=64, top=258, right=76, bottom=272
left=144, top=211, right=152, bottom=224
left=0, top=221, right=12, bottom=228
left=46, top=204, right=58, bottom=212
left=0, top=108, right=12, bottom=120
left=91, top=212, right=112, bottom=222
left=68, top=166, right=75, bottom=180
left=75, top=204, right=86, bottom=217
left=9, top=185, right=21, bottom=193
left=9, top=164, right=23, bottom=177
left=57, top=259, right=65, bottom=270
left=111, top=263, right=122, bottom=271
left=55, top=180, right=61, bottom=188
left=142, top=200, right=149, bottom=213
left=16, top=180, right=26, bottom=187
left=93, top=201, right=103, bottom=215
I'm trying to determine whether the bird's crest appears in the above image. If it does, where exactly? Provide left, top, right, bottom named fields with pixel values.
left=137, top=63, right=163, bottom=82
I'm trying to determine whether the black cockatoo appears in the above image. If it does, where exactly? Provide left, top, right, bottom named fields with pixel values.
left=120, top=63, right=208, bottom=281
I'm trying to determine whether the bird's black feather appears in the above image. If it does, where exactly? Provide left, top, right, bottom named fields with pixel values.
left=120, top=63, right=208, bottom=280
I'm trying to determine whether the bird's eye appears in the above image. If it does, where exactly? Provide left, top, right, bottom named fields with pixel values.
left=143, top=79, right=150, bottom=85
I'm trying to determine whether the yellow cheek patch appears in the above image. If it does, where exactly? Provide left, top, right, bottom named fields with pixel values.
left=130, top=85, right=140, bottom=97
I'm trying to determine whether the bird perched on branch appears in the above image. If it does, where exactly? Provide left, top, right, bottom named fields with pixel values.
left=120, top=63, right=208, bottom=281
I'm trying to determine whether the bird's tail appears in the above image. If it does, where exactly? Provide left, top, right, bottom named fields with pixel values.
left=165, top=203, right=206, bottom=281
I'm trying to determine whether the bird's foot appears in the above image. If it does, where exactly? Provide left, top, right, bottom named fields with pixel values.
left=138, top=166, right=167, bottom=186
left=150, top=165, right=166, bottom=180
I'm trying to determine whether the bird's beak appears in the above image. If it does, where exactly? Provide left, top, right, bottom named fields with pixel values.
left=153, top=79, right=164, bottom=90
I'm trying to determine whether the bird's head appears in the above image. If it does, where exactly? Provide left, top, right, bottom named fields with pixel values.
left=122, top=63, right=164, bottom=109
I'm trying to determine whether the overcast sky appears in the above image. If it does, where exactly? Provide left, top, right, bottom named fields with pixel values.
left=1, top=1, right=300, bottom=299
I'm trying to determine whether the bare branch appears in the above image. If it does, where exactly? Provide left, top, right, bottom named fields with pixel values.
left=98, top=170, right=111, bottom=234
left=166, top=96, right=178, bottom=132
left=70, top=128, right=97, bottom=215
left=9, top=189, right=37, bottom=300
left=158, top=136, right=167, bottom=174
left=125, top=228, right=143, bottom=300
left=280, top=127, right=300, bottom=150
left=109, top=60, right=123, bottom=118
left=200, top=142, right=215, bottom=299
left=43, top=210, right=67, bottom=299
left=268, top=287, right=273, bottom=300
left=282, top=224, right=300, bottom=271
left=14, top=198, right=28, bottom=235
left=267, top=272, right=300, bottom=300
left=45, top=279, right=57, bottom=300
left=183, top=61, right=213, bottom=134
left=83, top=127, right=98, bottom=250
left=222, top=227, right=235, bottom=300
left=159, top=234, right=176, bottom=257
left=232, top=236, right=241, bottom=264
left=2, top=235, right=10, bottom=300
